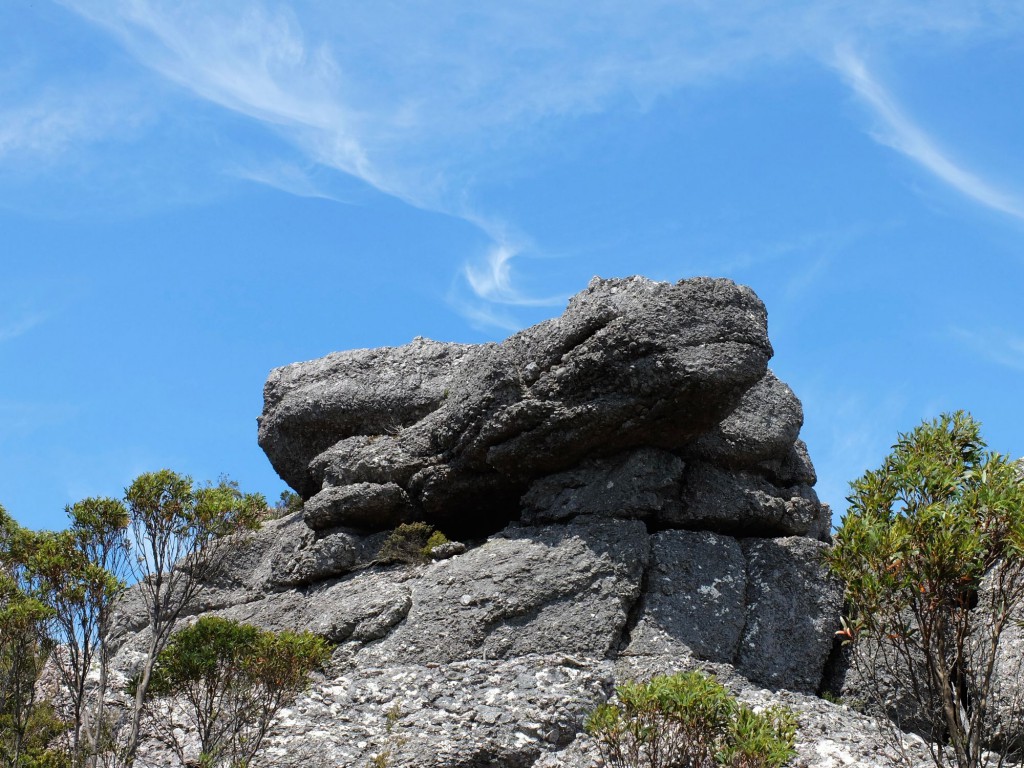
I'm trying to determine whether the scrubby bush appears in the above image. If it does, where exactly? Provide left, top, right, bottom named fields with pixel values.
left=827, top=412, right=1024, bottom=768
left=422, top=530, right=451, bottom=557
left=273, top=491, right=304, bottom=517
left=0, top=506, right=61, bottom=768
left=3, top=472, right=266, bottom=767
left=585, top=671, right=797, bottom=768
left=379, top=523, right=449, bottom=565
left=144, top=616, right=331, bottom=768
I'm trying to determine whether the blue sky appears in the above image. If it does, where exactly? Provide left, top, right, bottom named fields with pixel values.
left=3, top=1, right=1023, bottom=532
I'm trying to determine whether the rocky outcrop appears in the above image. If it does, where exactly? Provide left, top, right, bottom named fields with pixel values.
left=114, top=276, right=913, bottom=767
left=258, top=276, right=831, bottom=540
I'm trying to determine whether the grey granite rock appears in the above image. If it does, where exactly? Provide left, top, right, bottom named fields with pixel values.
left=303, top=481, right=414, bottom=531
left=671, top=461, right=826, bottom=538
left=624, top=530, right=747, bottom=661
left=356, top=516, right=650, bottom=666
left=113, top=275, right=895, bottom=767
left=270, top=529, right=360, bottom=587
left=251, top=655, right=615, bottom=768
left=694, top=370, right=803, bottom=466
left=427, top=540, right=466, bottom=559
left=520, top=448, right=684, bottom=525
left=258, top=337, right=475, bottom=498
left=260, top=277, right=778, bottom=532
left=212, top=573, right=413, bottom=645
left=737, top=537, right=843, bottom=692
left=760, top=438, right=818, bottom=487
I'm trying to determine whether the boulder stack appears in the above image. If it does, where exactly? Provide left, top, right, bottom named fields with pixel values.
left=115, top=277, right=913, bottom=767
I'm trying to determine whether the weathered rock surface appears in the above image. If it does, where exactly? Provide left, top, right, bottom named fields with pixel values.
left=623, top=530, right=747, bottom=662
left=357, top=516, right=649, bottom=666
left=260, top=276, right=785, bottom=535
left=736, top=537, right=843, bottom=692
left=112, top=276, right=934, bottom=767
left=520, top=448, right=684, bottom=525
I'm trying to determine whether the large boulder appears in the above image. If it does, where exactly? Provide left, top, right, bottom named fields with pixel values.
left=259, top=276, right=782, bottom=534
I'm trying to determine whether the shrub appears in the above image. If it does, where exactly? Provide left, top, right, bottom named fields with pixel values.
left=378, top=523, right=449, bottom=565
left=585, top=671, right=797, bottom=768
left=826, top=412, right=1024, bottom=768
left=273, top=491, right=304, bottom=518
left=145, top=616, right=331, bottom=768
left=423, top=530, right=451, bottom=557
left=0, top=507, right=58, bottom=768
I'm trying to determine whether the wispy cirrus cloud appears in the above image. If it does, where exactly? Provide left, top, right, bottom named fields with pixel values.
left=20, top=1, right=1024, bottom=325
left=0, top=311, right=47, bottom=343
left=951, top=326, right=1024, bottom=371
left=836, top=47, right=1024, bottom=222
left=0, top=86, right=148, bottom=165
left=0, top=399, right=74, bottom=445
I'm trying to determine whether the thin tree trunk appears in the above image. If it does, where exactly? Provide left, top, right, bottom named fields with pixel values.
left=84, top=650, right=109, bottom=768
left=125, top=630, right=161, bottom=761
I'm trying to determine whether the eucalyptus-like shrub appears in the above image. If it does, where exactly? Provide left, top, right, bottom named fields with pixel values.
left=0, top=506, right=60, bottom=768
left=585, top=671, right=797, bottom=768
left=123, top=471, right=266, bottom=760
left=827, top=412, right=1024, bottom=768
left=144, top=616, right=331, bottom=768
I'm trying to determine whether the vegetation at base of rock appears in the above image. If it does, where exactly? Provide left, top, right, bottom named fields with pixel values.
left=0, top=473, right=266, bottom=768
left=122, top=471, right=266, bottom=760
left=142, top=616, right=331, bottom=768
left=423, top=529, right=450, bottom=555
left=827, top=411, right=1024, bottom=768
left=585, top=671, right=798, bottom=768
left=34, top=497, right=128, bottom=766
left=378, top=522, right=448, bottom=564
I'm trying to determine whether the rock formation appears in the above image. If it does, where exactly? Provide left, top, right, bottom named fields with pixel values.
left=111, top=276, right=937, bottom=767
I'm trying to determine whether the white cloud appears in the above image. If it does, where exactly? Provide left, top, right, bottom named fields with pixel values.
left=0, top=87, right=146, bottom=163
left=34, top=1, right=1024, bottom=325
left=0, top=312, right=46, bottom=343
left=227, top=161, right=357, bottom=205
left=462, top=243, right=565, bottom=308
left=835, top=47, right=1024, bottom=222
left=951, top=326, right=1024, bottom=371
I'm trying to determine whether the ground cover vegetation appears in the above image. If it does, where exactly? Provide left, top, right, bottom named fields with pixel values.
left=0, top=472, right=329, bottom=768
left=828, top=412, right=1024, bottom=768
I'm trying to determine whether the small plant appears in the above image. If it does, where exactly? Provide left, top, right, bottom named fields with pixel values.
left=819, top=690, right=843, bottom=706
left=274, top=491, right=304, bottom=517
left=585, top=671, right=797, bottom=768
left=378, top=523, right=449, bottom=565
left=368, top=704, right=405, bottom=768
left=422, top=530, right=451, bottom=557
